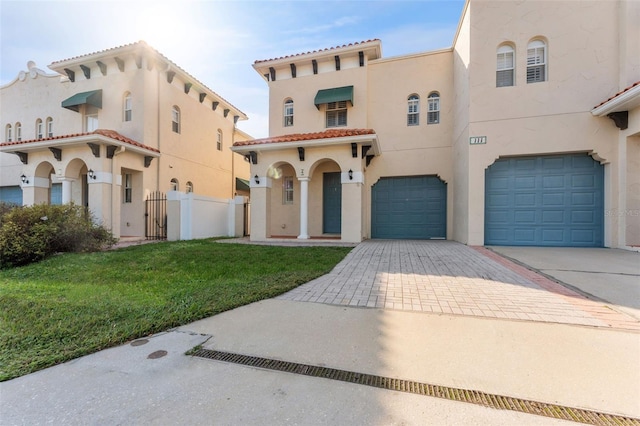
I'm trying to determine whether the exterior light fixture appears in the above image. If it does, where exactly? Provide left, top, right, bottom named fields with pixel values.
left=88, top=169, right=97, bottom=180
left=254, top=174, right=260, bottom=184
left=20, top=174, right=29, bottom=184
left=348, top=169, right=353, bottom=180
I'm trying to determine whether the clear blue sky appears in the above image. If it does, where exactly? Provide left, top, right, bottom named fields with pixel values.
left=1, top=0, right=466, bottom=138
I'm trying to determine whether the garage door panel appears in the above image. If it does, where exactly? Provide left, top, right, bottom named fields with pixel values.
left=372, top=175, right=446, bottom=239
left=485, top=154, right=603, bottom=247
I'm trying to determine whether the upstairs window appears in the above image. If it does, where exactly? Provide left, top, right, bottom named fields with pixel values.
left=186, top=181, right=193, bottom=193
left=407, top=94, right=420, bottom=126
left=283, top=176, right=294, bottom=204
left=36, top=119, right=43, bottom=139
left=5, top=124, right=11, bottom=142
left=172, top=106, right=180, bottom=133
left=124, top=92, right=132, bottom=121
left=46, top=117, right=53, bottom=137
left=170, top=178, right=179, bottom=191
left=427, top=92, right=440, bottom=124
left=496, top=45, right=515, bottom=87
left=217, top=129, right=223, bottom=151
left=527, top=40, right=547, bottom=83
left=15, top=122, right=21, bottom=141
left=326, top=101, right=347, bottom=128
left=284, top=99, right=294, bottom=127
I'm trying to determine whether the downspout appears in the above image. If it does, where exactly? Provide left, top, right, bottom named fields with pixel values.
left=111, top=146, right=126, bottom=233
left=156, top=64, right=161, bottom=191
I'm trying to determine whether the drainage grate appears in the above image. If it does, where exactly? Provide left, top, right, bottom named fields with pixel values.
left=192, top=348, right=639, bottom=426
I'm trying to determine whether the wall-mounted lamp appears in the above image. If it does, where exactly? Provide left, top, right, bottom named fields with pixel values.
left=20, top=174, right=29, bottom=184
left=254, top=174, right=260, bottom=185
left=348, top=169, right=353, bottom=180
left=88, top=169, right=97, bottom=180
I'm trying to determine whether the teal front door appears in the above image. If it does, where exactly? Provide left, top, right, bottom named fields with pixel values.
left=323, top=172, right=342, bottom=234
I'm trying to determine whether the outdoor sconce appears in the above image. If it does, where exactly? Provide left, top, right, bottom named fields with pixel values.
left=20, top=174, right=29, bottom=184
left=88, top=169, right=97, bottom=180
left=348, top=169, right=353, bottom=180
left=254, top=174, right=260, bottom=184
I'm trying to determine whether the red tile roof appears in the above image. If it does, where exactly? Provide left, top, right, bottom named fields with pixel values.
left=0, top=129, right=160, bottom=153
left=593, top=80, right=640, bottom=109
left=233, top=129, right=376, bottom=147
left=50, top=41, right=144, bottom=65
left=254, top=40, right=380, bottom=64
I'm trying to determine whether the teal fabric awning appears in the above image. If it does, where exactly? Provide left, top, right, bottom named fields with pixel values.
left=61, top=89, right=103, bottom=112
left=236, top=177, right=251, bottom=192
left=314, top=86, right=353, bottom=109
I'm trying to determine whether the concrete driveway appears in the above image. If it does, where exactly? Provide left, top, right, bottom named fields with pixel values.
left=1, top=240, right=639, bottom=425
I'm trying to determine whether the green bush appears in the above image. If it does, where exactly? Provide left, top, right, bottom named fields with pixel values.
left=0, top=203, right=116, bottom=268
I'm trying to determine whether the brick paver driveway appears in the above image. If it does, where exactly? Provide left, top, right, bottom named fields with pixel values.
left=278, top=240, right=639, bottom=330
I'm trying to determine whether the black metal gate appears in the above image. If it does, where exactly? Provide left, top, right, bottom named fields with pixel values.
left=145, top=191, right=167, bottom=240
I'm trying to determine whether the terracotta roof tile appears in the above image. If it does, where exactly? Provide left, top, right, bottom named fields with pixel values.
left=593, top=80, right=640, bottom=109
left=50, top=41, right=144, bottom=65
left=254, top=39, right=380, bottom=64
left=233, top=129, right=376, bottom=147
left=0, top=129, right=160, bottom=153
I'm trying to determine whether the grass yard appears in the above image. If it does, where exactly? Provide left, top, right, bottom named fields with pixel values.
left=0, top=240, right=351, bottom=381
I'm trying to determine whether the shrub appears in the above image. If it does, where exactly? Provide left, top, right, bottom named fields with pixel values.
left=0, top=203, right=116, bottom=268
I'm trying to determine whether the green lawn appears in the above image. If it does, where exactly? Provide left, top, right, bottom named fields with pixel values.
left=0, top=240, right=351, bottom=381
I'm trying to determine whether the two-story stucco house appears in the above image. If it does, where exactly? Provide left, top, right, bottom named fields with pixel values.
left=1, top=41, right=251, bottom=240
left=232, top=0, right=639, bottom=249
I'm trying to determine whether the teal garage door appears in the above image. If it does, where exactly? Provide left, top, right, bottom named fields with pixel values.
left=372, top=175, right=446, bottom=239
left=485, top=154, right=604, bottom=247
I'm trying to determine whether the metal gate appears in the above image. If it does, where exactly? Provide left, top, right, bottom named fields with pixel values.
left=145, top=191, right=167, bottom=240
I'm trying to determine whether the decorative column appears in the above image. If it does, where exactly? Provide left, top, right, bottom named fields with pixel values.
left=298, top=177, right=310, bottom=239
left=60, top=178, right=73, bottom=204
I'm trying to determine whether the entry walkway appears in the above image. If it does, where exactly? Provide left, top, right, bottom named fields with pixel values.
left=277, top=240, right=640, bottom=330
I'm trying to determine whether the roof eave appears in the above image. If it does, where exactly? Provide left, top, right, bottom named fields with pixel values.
left=0, top=134, right=160, bottom=157
left=592, top=84, right=640, bottom=116
left=231, top=133, right=380, bottom=155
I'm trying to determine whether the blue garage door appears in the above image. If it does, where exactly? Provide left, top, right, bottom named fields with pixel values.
left=0, top=186, right=23, bottom=205
left=485, top=154, right=604, bottom=247
left=372, top=175, right=446, bottom=239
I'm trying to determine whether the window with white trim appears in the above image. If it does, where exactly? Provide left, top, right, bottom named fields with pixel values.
left=284, top=99, right=294, bottom=127
left=496, top=45, right=515, bottom=87
left=36, top=119, right=43, bottom=139
left=427, top=92, right=440, bottom=124
left=283, top=176, right=294, bottom=204
left=124, top=92, right=132, bottom=121
left=217, top=129, right=223, bottom=151
left=407, top=94, right=419, bottom=126
left=172, top=106, right=180, bottom=133
left=326, top=101, right=347, bottom=128
left=5, top=124, right=11, bottom=142
left=527, top=40, right=547, bottom=83
left=170, top=178, right=179, bottom=191
left=46, top=117, right=53, bottom=137
left=186, top=181, right=193, bottom=193
left=15, top=122, right=21, bottom=141
left=123, top=173, right=132, bottom=203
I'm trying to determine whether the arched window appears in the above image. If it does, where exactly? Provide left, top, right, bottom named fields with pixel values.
left=427, top=92, right=440, bottom=124
left=15, top=122, right=21, bottom=141
left=123, top=92, right=132, bottom=121
left=527, top=39, right=547, bottom=83
left=170, top=178, right=179, bottom=191
left=497, top=44, right=515, bottom=87
left=407, top=94, right=420, bottom=126
left=217, top=129, right=223, bottom=151
left=284, top=99, right=294, bottom=127
left=171, top=106, right=180, bottom=133
left=35, top=119, right=43, bottom=139
left=46, top=117, right=53, bottom=137
left=5, top=124, right=12, bottom=142
left=186, top=181, right=193, bottom=193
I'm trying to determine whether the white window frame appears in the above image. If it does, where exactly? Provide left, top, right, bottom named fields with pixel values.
left=283, top=176, right=294, bottom=204
left=407, top=94, right=420, bottom=126
left=186, top=181, right=193, bottom=193
left=5, top=124, right=11, bottom=142
left=427, top=92, right=440, bottom=124
left=217, top=129, right=223, bottom=151
left=36, top=119, right=43, bottom=139
left=123, top=173, right=132, bottom=203
left=124, top=93, right=132, bottom=122
left=527, top=40, right=547, bottom=83
left=284, top=99, right=294, bottom=127
left=46, top=117, right=53, bottom=137
left=15, top=123, right=21, bottom=141
left=170, top=178, right=179, bottom=191
left=326, top=101, right=347, bottom=128
left=496, top=45, right=515, bottom=87
left=172, top=106, right=180, bottom=133
left=85, top=115, right=98, bottom=132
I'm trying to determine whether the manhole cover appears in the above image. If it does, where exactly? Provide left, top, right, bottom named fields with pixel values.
left=147, top=350, right=167, bottom=359
left=130, top=339, right=149, bottom=347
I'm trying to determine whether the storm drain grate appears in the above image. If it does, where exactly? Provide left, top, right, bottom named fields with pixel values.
left=192, top=348, right=640, bottom=426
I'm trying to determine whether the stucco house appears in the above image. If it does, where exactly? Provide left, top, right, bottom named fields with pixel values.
left=1, top=41, right=251, bottom=240
left=231, top=0, right=639, bottom=248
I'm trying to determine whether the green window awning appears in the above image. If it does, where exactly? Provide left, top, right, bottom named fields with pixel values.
left=236, top=177, right=251, bottom=192
left=61, top=89, right=102, bottom=112
left=314, top=86, right=353, bottom=109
